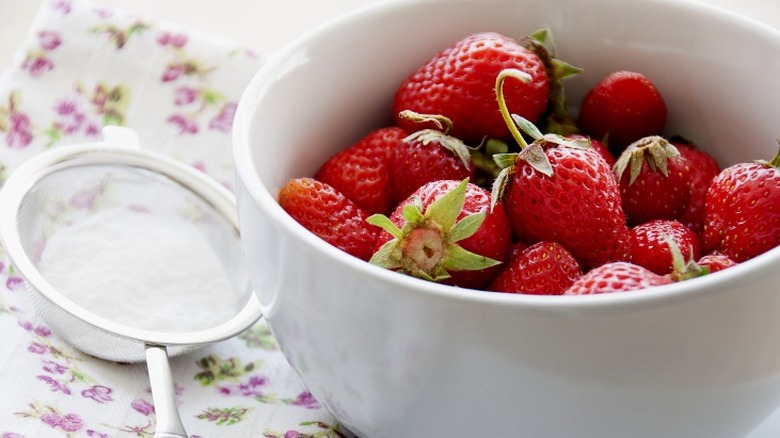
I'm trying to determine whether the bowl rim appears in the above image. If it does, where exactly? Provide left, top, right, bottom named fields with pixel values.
left=232, top=0, right=780, bottom=312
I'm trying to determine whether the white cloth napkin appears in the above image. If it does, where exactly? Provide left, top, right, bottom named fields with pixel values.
left=0, top=1, right=348, bottom=437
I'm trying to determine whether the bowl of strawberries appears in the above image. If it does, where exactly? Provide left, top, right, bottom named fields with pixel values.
left=232, top=0, right=780, bottom=436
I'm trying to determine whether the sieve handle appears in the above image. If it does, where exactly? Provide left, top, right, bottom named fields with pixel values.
left=146, top=344, right=188, bottom=438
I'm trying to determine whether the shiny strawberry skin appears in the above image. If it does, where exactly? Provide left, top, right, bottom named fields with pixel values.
left=392, top=32, right=548, bottom=144
left=315, top=127, right=407, bottom=214
left=567, top=134, right=615, bottom=169
left=703, top=161, right=780, bottom=262
left=630, top=219, right=702, bottom=275
left=618, top=151, right=692, bottom=227
left=674, top=142, right=721, bottom=235
left=504, top=147, right=630, bottom=270
left=279, top=178, right=378, bottom=261
left=389, top=135, right=474, bottom=203
left=578, top=71, right=667, bottom=154
left=375, top=180, right=512, bottom=289
left=488, top=241, right=582, bottom=295
left=697, top=251, right=737, bottom=274
left=565, top=261, right=672, bottom=295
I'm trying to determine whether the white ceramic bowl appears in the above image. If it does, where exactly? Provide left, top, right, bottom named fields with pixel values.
left=233, top=0, right=780, bottom=436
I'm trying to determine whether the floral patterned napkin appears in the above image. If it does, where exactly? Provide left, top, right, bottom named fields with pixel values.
left=0, top=1, right=349, bottom=437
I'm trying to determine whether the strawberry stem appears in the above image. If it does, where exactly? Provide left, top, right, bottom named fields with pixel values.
left=398, top=109, right=454, bottom=134
left=495, top=68, right=532, bottom=150
left=766, top=141, right=780, bottom=167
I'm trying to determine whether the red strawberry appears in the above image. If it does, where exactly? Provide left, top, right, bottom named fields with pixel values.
left=389, top=111, right=474, bottom=202
left=369, top=179, right=512, bottom=289
left=697, top=251, right=737, bottom=273
left=578, top=70, right=667, bottom=154
left=703, top=146, right=780, bottom=262
left=315, top=127, right=407, bottom=214
left=567, top=133, right=615, bottom=168
left=673, top=140, right=721, bottom=235
left=279, top=178, right=378, bottom=261
left=392, top=32, right=549, bottom=144
left=564, top=261, right=672, bottom=295
left=507, top=240, right=529, bottom=259
left=492, top=69, right=630, bottom=270
left=614, top=136, right=692, bottom=226
left=488, top=241, right=582, bottom=295
left=629, top=219, right=702, bottom=275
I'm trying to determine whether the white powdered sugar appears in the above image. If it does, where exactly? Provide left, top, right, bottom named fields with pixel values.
left=38, top=208, right=241, bottom=333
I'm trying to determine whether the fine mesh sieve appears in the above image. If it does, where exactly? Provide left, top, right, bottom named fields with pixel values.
left=0, top=127, right=263, bottom=438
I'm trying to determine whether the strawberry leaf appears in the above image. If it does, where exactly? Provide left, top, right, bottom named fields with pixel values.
left=511, top=114, right=543, bottom=140
left=424, top=178, right=468, bottom=231
left=449, top=212, right=486, bottom=243
left=490, top=166, right=512, bottom=212
left=366, top=214, right=404, bottom=239
left=614, top=136, right=681, bottom=185
left=518, top=143, right=553, bottom=177
left=369, top=239, right=401, bottom=269
left=401, top=203, right=425, bottom=225
left=442, top=245, right=502, bottom=271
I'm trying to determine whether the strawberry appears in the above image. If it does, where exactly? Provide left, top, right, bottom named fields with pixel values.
left=629, top=219, right=702, bottom=275
left=697, top=251, right=737, bottom=274
left=488, top=241, right=582, bottom=295
left=315, top=127, right=407, bottom=214
left=578, top=70, right=667, bottom=154
left=564, top=261, right=671, bottom=295
left=369, top=179, right=512, bottom=289
left=392, top=32, right=549, bottom=144
left=389, top=111, right=474, bottom=202
left=673, top=140, right=721, bottom=235
left=614, top=136, right=692, bottom=226
left=703, top=146, right=780, bottom=262
left=279, top=178, right=378, bottom=261
left=492, top=69, right=630, bottom=270
left=567, top=133, right=615, bottom=168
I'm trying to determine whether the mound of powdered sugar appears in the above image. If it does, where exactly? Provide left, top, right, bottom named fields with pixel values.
left=37, top=208, right=241, bottom=333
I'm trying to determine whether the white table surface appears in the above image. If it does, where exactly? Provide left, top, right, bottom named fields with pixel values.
left=1, top=0, right=780, bottom=436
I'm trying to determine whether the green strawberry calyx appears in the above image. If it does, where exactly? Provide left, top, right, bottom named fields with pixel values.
left=522, top=28, right=582, bottom=136
left=755, top=142, right=780, bottom=168
left=664, top=234, right=710, bottom=282
left=613, top=135, right=681, bottom=185
left=367, top=178, right=500, bottom=282
left=490, top=68, right=590, bottom=210
left=398, top=110, right=472, bottom=169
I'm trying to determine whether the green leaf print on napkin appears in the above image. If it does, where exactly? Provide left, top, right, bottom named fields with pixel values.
left=194, top=354, right=259, bottom=386
left=238, top=323, right=278, bottom=350
left=196, top=406, right=251, bottom=426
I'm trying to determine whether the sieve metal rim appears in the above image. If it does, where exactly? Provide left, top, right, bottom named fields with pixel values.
left=0, top=141, right=263, bottom=347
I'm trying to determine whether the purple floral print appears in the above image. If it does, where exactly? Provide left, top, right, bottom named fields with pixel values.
left=82, top=385, right=113, bottom=403
left=218, top=374, right=267, bottom=397
left=209, top=102, right=237, bottom=132
left=5, top=112, right=33, bottom=149
left=157, top=31, right=188, bottom=48
left=41, top=412, right=83, bottom=432
left=167, top=114, right=198, bottom=134
left=37, top=375, right=71, bottom=395
left=28, top=342, right=48, bottom=354
left=131, top=399, right=154, bottom=416
left=42, top=360, right=68, bottom=375
left=289, top=391, right=321, bottom=409
left=51, top=0, right=72, bottom=14
left=38, top=31, right=62, bottom=50
left=20, top=30, right=62, bottom=78
left=0, top=0, right=335, bottom=434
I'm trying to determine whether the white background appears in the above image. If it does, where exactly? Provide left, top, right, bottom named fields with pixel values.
left=2, top=0, right=780, bottom=436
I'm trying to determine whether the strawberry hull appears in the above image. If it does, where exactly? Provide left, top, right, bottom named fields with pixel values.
left=233, top=0, right=780, bottom=436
